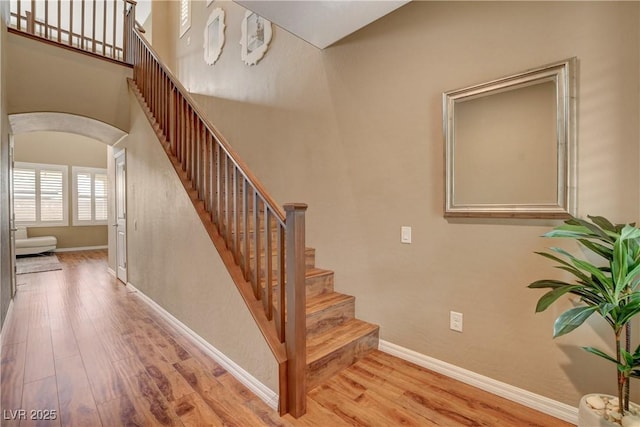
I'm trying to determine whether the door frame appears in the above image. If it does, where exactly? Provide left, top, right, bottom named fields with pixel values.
left=8, top=135, right=16, bottom=297
left=114, top=149, right=127, bottom=284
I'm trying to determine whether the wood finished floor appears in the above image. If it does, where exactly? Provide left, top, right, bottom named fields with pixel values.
left=1, top=250, right=572, bottom=427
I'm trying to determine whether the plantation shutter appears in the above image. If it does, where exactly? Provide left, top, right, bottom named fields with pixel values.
left=13, top=162, right=68, bottom=226
left=40, top=169, right=64, bottom=221
left=94, top=173, right=108, bottom=221
left=76, top=171, right=93, bottom=221
left=72, top=167, right=108, bottom=225
left=13, top=167, right=36, bottom=222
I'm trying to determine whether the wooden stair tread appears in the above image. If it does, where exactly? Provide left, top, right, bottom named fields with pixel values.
left=305, top=268, right=333, bottom=278
left=306, top=319, right=379, bottom=364
left=306, top=292, right=354, bottom=315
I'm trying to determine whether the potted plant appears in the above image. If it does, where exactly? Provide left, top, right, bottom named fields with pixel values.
left=529, top=215, right=640, bottom=426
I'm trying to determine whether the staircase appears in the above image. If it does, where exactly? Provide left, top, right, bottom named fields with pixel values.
left=129, top=79, right=379, bottom=413
left=304, top=258, right=379, bottom=390
left=8, top=0, right=379, bottom=417
left=120, top=4, right=379, bottom=419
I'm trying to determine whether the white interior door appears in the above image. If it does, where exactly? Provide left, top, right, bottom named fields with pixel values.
left=114, top=150, right=127, bottom=283
left=9, top=135, right=16, bottom=296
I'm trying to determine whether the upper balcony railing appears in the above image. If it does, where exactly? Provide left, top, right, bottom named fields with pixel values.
left=8, top=0, right=128, bottom=61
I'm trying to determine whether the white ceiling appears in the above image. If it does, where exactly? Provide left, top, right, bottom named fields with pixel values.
left=234, top=1, right=411, bottom=49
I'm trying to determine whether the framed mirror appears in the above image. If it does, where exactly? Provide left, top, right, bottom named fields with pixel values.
left=443, top=58, right=577, bottom=219
left=203, top=8, right=225, bottom=65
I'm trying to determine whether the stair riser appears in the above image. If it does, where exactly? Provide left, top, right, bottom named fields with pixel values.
left=248, top=249, right=315, bottom=269
left=306, top=328, right=379, bottom=390
left=306, top=272, right=334, bottom=298
left=306, top=299, right=355, bottom=338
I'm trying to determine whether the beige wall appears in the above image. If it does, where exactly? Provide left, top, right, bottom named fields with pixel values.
left=6, top=33, right=131, bottom=131
left=119, top=89, right=278, bottom=392
left=14, top=131, right=108, bottom=249
left=167, top=1, right=640, bottom=406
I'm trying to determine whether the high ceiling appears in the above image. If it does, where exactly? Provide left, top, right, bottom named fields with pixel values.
left=234, top=1, right=411, bottom=49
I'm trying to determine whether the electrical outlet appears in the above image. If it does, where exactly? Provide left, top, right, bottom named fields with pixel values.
left=450, top=311, right=463, bottom=332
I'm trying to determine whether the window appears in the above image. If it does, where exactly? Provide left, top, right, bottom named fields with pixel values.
left=72, top=167, right=108, bottom=226
left=179, top=0, right=191, bottom=37
left=14, top=162, right=68, bottom=227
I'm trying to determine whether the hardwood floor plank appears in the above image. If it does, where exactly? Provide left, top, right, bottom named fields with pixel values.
left=1, top=341, right=27, bottom=426
left=215, top=372, right=293, bottom=427
left=139, top=320, right=191, bottom=365
left=76, top=337, right=125, bottom=404
left=282, top=397, right=347, bottom=427
left=122, top=371, right=184, bottom=426
left=173, top=357, right=267, bottom=427
left=2, top=306, right=30, bottom=346
left=57, top=385, right=102, bottom=427
left=54, top=353, right=102, bottom=426
left=96, top=394, right=145, bottom=427
left=113, top=355, right=186, bottom=427
left=172, top=392, right=226, bottom=426
left=310, top=381, right=431, bottom=426
left=23, top=326, right=55, bottom=384
left=91, top=321, right=133, bottom=362
left=366, top=351, right=570, bottom=427
left=20, top=376, right=61, bottom=427
left=339, top=362, right=459, bottom=426
left=49, top=318, right=79, bottom=361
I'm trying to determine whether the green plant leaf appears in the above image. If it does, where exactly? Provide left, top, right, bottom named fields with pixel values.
left=618, top=301, right=640, bottom=325
left=578, top=239, right=613, bottom=260
left=612, top=239, right=629, bottom=298
left=624, top=262, right=640, bottom=287
left=598, top=302, right=617, bottom=318
left=588, top=216, right=617, bottom=233
left=620, top=224, right=640, bottom=241
left=572, top=258, right=612, bottom=291
left=538, top=249, right=598, bottom=286
left=553, top=306, right=598, bottom=337
left=535, top=286, right=581, bottom=312
left=528, top=280, right=573, bottom=289
left=570, top=218, right=616, bottom=242
left=583, top=346, right=619, bottom=364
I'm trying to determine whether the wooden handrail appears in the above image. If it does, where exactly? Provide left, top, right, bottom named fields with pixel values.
left=124, top=2, right=307, bottom=417
left=125, top=20, right=285, bottom=222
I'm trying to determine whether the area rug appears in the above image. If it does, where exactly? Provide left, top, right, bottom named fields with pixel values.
left=16, top=254, right=63, bottom=275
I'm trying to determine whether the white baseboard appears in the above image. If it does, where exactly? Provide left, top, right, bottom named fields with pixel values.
left=107, top=268, right=116, bottom=277
left=55, top=245, right=108, bottom=253
left=126, top=282, right=279, bottom=411
left=378, top=340, right=578, bottom=425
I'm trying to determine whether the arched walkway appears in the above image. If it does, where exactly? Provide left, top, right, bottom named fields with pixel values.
left=9, top=112, right=127, bottom=144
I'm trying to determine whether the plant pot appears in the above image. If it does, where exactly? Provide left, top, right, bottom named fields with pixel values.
left=578, top=394, right=640, bottom=427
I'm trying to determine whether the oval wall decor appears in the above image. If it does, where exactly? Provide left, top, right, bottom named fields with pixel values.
left=240, top=10, right=272, bottom=66
left=204, top=8, right=225, bottom=65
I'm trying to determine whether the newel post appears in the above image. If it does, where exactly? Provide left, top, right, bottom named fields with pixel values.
left=284, top=203, right=307, bottom=418
left=123, top=0, right=137, bottom=63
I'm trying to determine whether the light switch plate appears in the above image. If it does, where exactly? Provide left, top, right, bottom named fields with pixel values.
left=401, top=226, right=412, bottom=244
